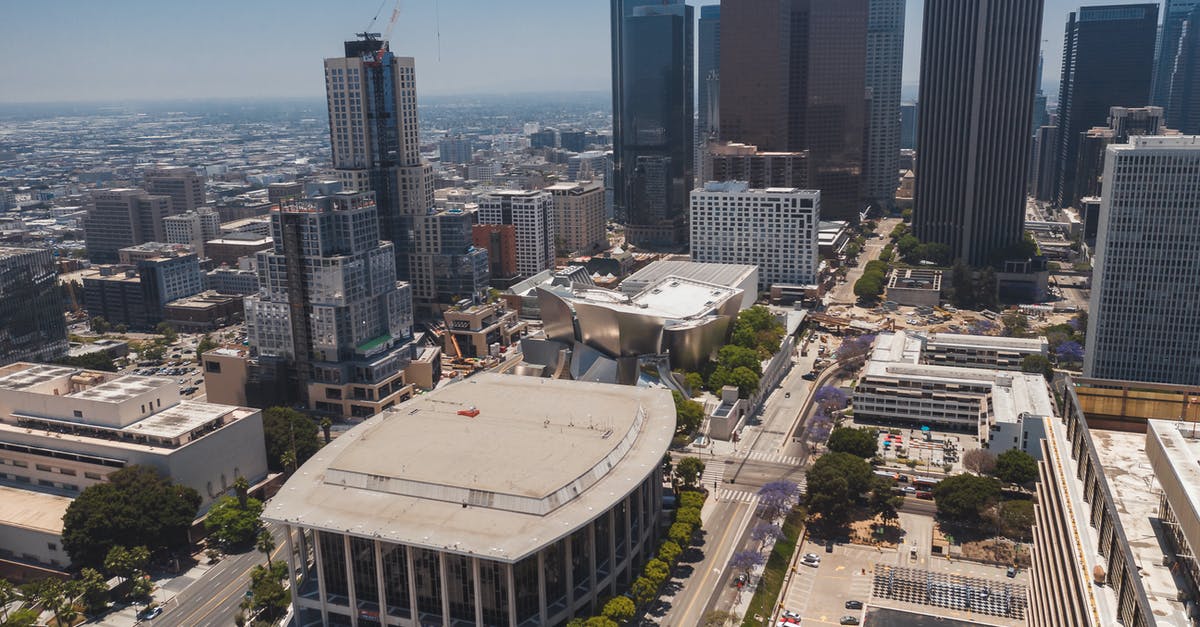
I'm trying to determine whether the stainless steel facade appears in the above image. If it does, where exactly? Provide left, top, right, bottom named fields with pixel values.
left=912, top=0, right=1043, bottom=266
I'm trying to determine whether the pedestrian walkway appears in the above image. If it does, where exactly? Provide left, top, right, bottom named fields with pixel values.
left=743, top=450, right=803, bottom=466
left=715, top=488, right=760, bottom=504
left=700, top=459, right=726, bottom=491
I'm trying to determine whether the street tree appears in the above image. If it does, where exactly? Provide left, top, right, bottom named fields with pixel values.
left=256, top=529, right=277, bottom=566
left=249, top=561, right=289, bottom=623
left=827, top=426, right=878, bottom=458
left=729, top=550, right=765, bottom=577
left=631, top=576, right=658, bottom=606
left=932, top=474, right=1002, bottom=523
left=994, top=449, right=1039, bottom=485
left=195, top=334, right=218, bottom=360
left=675, top=457, right=705, bottom=489
left=1021, top=354, right=1054, bottom=379
left=103, top=545, right=150, bottom=580
left=63, top=466, right=201, bottom=569
left=601, top=596, right=636, bottom=623
left=205, top=496, right=264, bottom=548
left=156, top=321, right=178, bottom=343
left=962, top=449, right=998, bottom=475
left=262, top=406, right=321, bottom=472
left=672, top=391, right=704, bottom=435
left=725, top=366, right=760, bottom=398
left=756, top=480, right=799, bottom=523
left=805, top=452, right=873, bottom=528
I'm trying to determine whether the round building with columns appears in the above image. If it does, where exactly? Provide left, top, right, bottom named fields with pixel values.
left=263, top=373, right=676, bottom=627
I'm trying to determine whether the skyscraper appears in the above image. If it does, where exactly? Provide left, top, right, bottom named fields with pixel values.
left=1053, top=4, right=1158, bottom=209
left=84, top=189, right=172, bottom=264
left=1084, top=135, right=1200, bottom=386
left=1164, top=6, right=1200, bottom=134
left=864, top=0, right=906, bottom=210
left=0, top=247, right=68, bottom=366
left=913, top=0, right=1043, bottom=266
left=697, top=4, right=721, bottom=139
left=611, top=0, right=693, bottom=249
left=325, top=35, right=488, bottom=315
left=143, top=166, right=206, bottom=214
left=1152, top=0, right=1200, bottom=110
left=244, top=191, right=417, bottom=417
left=477, top=190, right=555, bottom=279
left=719, top=0, right=868, bottom=219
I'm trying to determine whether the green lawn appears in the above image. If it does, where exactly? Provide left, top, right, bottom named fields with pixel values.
left=741, top=507, right=806, bottom=626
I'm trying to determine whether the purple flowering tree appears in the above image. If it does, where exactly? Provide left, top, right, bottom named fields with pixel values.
left=756, top=480, right=800, bottom=523
left=806, top=407, right=835, bottom=448
left=834, top=334, right=876, bottom=361
left=1056, top=340, right=1084, bottom=364
left=813, top=385, right=850, bottom=413
left=729, top=550, right=766, bottom=577
left=967, top=319, right=996, bottom=335
left=750, top=523, right=784, bottom=550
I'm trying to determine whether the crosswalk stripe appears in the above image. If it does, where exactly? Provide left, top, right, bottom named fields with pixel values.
left=744, top=451, right=803, bottom=466
left=716, top=489, right=760, bottom=504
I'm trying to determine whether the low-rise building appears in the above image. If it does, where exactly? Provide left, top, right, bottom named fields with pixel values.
left=852, top=332, right=1053, bottom=456
left=885, top=268, right=942, bottom=307
left=0, top=362, right=266, bottom=572
left=163, top=291, right=244, bottom=332
left=204, top=233, right=273, bottom=267
left=262, top=374, right=674, bottom=627
left=442, top=302, right=526, bottom=360
left=922, top=333, right=1048, bottom=371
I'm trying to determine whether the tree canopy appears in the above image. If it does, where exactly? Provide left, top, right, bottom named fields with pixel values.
left=62, top=465, right=201, bottom=569
left=205, top=495, right=264, bottom=548
left=805, top=452, right=874, bottom=527
left=675, top=457, right=705, bottom=489
left=262, top=406, right=322, bottom=472
left=932, top=473, right=1002, bottom=523
left=994, top=449, right=1038, bottom=485
left=826, top=426, right=878, bottom=458
left=672, top=391, right=704, bottom=436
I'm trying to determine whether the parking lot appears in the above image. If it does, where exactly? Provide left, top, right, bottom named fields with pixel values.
left=778, top=516, right=1029, bottom=627
left=849, top=418, right=981, bottom=478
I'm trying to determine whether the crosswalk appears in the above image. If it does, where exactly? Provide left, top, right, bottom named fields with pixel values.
left=742, top=451, right=804, bottom=466
left=700, top=460, right=725, bottom=491
left=715, top=488, right=761, bottom=504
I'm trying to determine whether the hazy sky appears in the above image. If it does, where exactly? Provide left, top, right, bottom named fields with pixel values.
left=0, top=0, right=1158, bottom=104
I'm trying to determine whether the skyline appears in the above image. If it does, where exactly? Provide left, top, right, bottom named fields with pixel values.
left=0, top=0, right=1154, bottom=104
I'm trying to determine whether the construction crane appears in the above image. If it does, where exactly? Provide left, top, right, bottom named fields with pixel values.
left=365, top=0, right=403, bottom=44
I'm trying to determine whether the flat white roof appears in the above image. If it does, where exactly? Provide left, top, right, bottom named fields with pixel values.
left=620, top=260, right=756, bottom=292
left=926, top=333, right=1048, bottom=352
left=0, top=485, right=70, bottom=534
left=263, top=374, right=675, bottom=562
left=629, top=277, right=740, bottom=320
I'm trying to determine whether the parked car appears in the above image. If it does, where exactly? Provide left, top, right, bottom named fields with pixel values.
left=802, top=372, right=817, bottom=381
left=137, top=606, right=163, bottom=620
left=839, top=616, right=860, bottom=625
left=801, top=555, right=820, bottom=567
left=845, top=600, right=863, bottom=609
left=1007, top=566, right=1017, bottom=578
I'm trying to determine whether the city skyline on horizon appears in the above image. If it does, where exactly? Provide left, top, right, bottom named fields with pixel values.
left=0, top=0, right=1152, bottom=105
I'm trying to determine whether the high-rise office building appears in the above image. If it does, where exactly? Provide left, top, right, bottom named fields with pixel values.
left=690, top=182, right=820, bottom=290
left=83, top=188, right=172, bottom=264
left=0, top=248, right=68, bottom=366
left=1084, top=136, right=1200, bottom=385
left=1053, top=4, right=1158, bottom=209
left=899, top=103, right=917, bottom=150
left=611, top=0, right=693, bottom=249
left=163, top=207, right=221, bottom=257
left=698, top=5, right=720, bottom=140
left=1072, top=106, right=1175, bottom=202
left=438, top=135, right=473, bottom=164
left=913, top=0, right=1043, bottom=266
left=1152, top=1, right=1200, bottom=108
left=325, top=35, right=487, bottom=316
left=478, top=190, right=555, bottom=279
left=696, top=5, right=721, bottom=181
left=244, top=191, right=417, bottom=417
left=546, top=181, right=606, bottom=255
left=864, top=0, right=905, bottom=210
left=1031, top=126, right=1060, bottom=202
left=143, top=165, right=206, bottom=214
left=1164, top=6, right=1200, bottom=134
left=719, top=0, right=868, bottom=219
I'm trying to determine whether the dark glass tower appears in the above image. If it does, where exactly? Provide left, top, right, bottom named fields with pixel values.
left=719, top=0, right=868, bottom=219
left=913, top=0, right=1043, bottom=266
left=1152, top=1, right=1200, bottom=110
left=1165, top=7, right=1200, bottom=133
left=698, top=5, right=721, bottom=139
left=1053, top=4, right=1158, bottom=209
left=611, top=0, right=693, bottom=249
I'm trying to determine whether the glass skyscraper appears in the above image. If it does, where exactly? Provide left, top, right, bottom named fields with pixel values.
left=610, top=0, right=693, bottom=250
left=1053, top=4, right=1158, bottom=209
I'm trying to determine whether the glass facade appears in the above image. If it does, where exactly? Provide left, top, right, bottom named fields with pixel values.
left=284, top=478, right=661, bottom=625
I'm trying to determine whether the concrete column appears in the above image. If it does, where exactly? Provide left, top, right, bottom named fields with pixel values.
left=565, top=534, right=575, bottom=612
left=374, top=540, right=388, bottom=622
left=439, top=551, right=450, bottom=626
left=284, top=525, right=299, bottom=612
left=587, top=520, right=597, bottom=612
left=537, top=550, right=547, bottom=626
left=406, top=548, right=419, bottom=625
left=313, top=531, right=329, bottom=624
left=622, top=496, right=633, bottom=583
left=607, top=510, right=618, bottom=597
left=472, top=557, right=483, bottom=626
left=344, top=535, right=358, bottom=627
left=506, top=561, right=518, bottom=627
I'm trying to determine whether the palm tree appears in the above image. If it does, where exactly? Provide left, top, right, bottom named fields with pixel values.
left=233, top=476, right=250, bottom=509
left=256, top=529, right=276, bottom=567
left=280, top=450, right=297, bottom=475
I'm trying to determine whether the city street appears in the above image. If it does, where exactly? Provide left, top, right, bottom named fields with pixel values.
left=827, top=218, right=900, bottom=306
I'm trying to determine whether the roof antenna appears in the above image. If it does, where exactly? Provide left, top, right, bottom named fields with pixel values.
left=436, top=0, right=442, bottom=61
